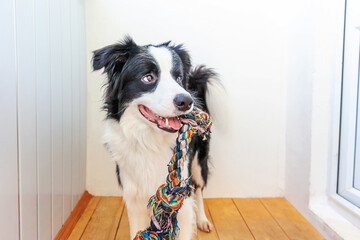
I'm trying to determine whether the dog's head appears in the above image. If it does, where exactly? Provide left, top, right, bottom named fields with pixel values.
left=93, top=36, right=193, bottom=132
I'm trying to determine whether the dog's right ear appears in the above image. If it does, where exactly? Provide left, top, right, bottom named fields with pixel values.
left=92, top=36, right=138, bottom=76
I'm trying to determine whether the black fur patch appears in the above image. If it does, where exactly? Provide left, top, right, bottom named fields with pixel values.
left=185, top=67, right=217, bottom=189
left=93, top=37, right=159, bottom=120
left=116, top=163, right=122, bottom=187
left=187, top=66, right=217, bottom=113
left=187, top=136, right=211, bottom=189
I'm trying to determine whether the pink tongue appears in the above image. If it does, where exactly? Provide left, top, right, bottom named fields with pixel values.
left=168, top=117, right=181, bottom=130
left=157, top=116, right=181, bottom=130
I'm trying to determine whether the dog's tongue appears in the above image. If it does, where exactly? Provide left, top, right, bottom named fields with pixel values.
left=138, top=105, right=181, bottom=132
left=157, top=117, right=181, bottom=130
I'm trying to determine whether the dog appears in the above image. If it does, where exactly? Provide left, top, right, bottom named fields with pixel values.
left=92, top=36, right=219, bottom=240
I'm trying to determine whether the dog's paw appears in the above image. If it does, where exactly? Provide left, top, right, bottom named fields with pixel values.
left=197, top=219, right=213, bottom=233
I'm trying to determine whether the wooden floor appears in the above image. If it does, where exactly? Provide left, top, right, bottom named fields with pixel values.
left=65, top=196, right=324, bottom=240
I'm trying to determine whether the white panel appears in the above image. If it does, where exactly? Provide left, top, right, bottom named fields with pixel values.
left=0, top=1, right=20, bottom=239
left=34, top=0, right=52, bottom=239
left=1, top=1, right=87, bottom=238
left=15, top=0, right=38, bottom=239
left=79, top=0, right=87, bottom=196
left=353, top=1, right=360, bottom=190
left=338, top=0, right=360, bottom=207
left=50, top=0, right=64, bottom=236
left=355, top=76, right=360, bottom=190
left=61, top=0, right=73, bottom=220
left=71, top=0, right=81, bottom=206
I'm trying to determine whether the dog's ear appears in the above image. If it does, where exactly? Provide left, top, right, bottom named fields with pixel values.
left=170, top=44, right=191, bottom=78
left=158, top=40, right=171, bottom=47
left=93, top=36, right=138, bottom=104
left=92, top=36, right=138, bottom=76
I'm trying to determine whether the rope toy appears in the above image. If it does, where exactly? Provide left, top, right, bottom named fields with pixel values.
left=134, top=107, right=212, bottom=240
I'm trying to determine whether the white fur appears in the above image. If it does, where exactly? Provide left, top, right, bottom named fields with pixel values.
left=206, top=77, right=228, bottom=132
left=104, top=102, right=196, bottom=239
left=140, top=46, right=193, bottom=117
left=103, top=47, right=206, bottom=239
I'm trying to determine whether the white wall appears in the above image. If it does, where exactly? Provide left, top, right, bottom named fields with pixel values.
left=284, top=0, right=348, bottom=239
left=0, top=0, right=87, bottom=239
left=284, top=0, right=315, bottom=212
left=85, top=0, right=287, bottom=197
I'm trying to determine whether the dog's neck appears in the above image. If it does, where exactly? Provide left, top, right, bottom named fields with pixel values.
left=103, top=103, right=180, bottom=196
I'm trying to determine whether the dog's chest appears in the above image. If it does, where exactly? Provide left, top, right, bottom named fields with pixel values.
left=104, top=119, right=187, bottom=199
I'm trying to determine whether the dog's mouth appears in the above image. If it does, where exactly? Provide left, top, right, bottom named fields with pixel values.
left=138, top=105, right=182, bottom=133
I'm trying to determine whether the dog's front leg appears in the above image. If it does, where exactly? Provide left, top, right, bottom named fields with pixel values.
left=177, top=197, right=196, bottom=240
left=126, top=198, right=150, bottom=239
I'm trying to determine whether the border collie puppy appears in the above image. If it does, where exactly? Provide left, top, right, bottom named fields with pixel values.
left=92, top=37, right=218, bottom=240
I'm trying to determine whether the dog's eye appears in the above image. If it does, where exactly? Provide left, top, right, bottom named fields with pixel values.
left=176, top=75, right=183, bottom=83
left=141, top=74, right=157, bottom=84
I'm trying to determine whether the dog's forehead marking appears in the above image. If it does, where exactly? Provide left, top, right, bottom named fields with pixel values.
left=148, top=46, right=173, bottom=74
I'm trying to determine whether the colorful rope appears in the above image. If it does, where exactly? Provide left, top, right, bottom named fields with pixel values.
left=134, top=107, right=212, bottom=240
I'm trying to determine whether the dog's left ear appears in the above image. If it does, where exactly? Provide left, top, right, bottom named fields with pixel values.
left=93, top=36, right=138, bottom=102
left=92, top=36, right=138, bottom=77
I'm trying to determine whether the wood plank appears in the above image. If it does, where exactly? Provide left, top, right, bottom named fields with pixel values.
left=206, top=199, right=254, bottom=240
left=68, top=196, right=101, bottom=240
left=55, top=191, right=92, bottom=240
left=80, top=197, right=124, bottom=240
left=115, top=207, right=130, bottom=240
left=233, top=198, right=288, bottom=240
left=108, top=198, right=125, bottom=238
left=260, top=198, right=324, bottom=240
left=196, top=200, right=219, bottom=240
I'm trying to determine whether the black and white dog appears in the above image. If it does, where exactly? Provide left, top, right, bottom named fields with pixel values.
left=92, top=37, right=219, bottom=240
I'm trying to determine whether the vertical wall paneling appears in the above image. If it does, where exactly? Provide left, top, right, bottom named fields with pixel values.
left=2, top=1, right=86, bottom=238
left=61, top=0, right=73, bottom=221
left=50, top=0, right=64, bottom=236
left=0, top=1, right=20, bottom=239
left=70, top=0, right=81, bottom=207
left=35, top=0, right=52, bottom=239
left=16, top=0, right=38, bottom=239
left=79, top=0, right=87, bottom=199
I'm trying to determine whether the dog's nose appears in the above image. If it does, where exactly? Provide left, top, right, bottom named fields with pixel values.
left=174, top=94, right=193, bottom=112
